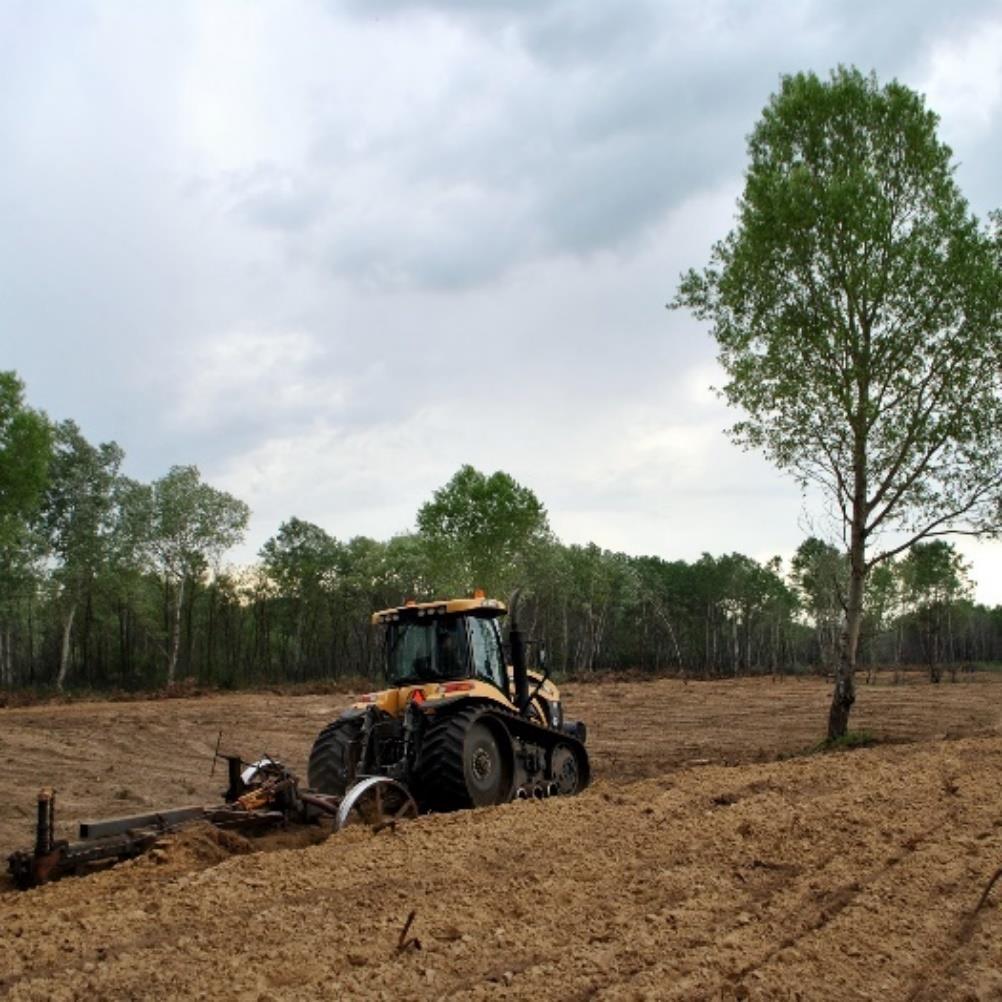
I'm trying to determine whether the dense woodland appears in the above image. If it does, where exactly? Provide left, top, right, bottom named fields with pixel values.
left=1, top=371, right=1000, bottom=693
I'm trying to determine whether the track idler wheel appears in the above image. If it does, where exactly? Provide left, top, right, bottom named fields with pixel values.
left=550, top=743, right=585, bottom=796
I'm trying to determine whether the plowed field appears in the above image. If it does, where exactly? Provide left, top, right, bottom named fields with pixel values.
left=2, top=675, right=1002, bottom=1000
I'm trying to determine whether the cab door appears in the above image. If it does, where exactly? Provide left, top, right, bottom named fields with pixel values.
left=466, top=616, right=508, bottom=697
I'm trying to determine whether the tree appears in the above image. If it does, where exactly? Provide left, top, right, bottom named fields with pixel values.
left=0, top=373, right=51, bottom=547
left=898, top=540, right=972, bottom=682
left=146, top=466, right=250, bottom=684
left=0, top=372, right=51, bottom=686
left=260, top=518, right=339, bottom=599
left=43, top=421, right=124, bottom=689
left=791, top=537, right=847, bottom=672
left=861, top=561, right=901, bottom=681
left=674, top=67, right=1002, bottom=738
left=416, top=465, right=550, bottom=596
left=260, top=518, right=341, bottom=678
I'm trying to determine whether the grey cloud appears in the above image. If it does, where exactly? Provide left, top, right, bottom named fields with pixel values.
left=517, top=2, right=659, bottom=68
left=334, top=0, right=564, bottom=19
left=5, top=1, right=1001, bottom=600
left=229, top=165, right=331, bottom=232
left=267, top=0, right=965, bottom=289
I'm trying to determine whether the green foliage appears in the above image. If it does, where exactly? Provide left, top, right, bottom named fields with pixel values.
left=416, top=464, right=550, bottom=596
left=674, top=66, right=1002, bottom=735
left=898, top=540, right=973, bottom=680
left=147, top=466, right=250, bottom=580
left=44, top=421, right=124, bottom=589
left=790, top=538, right=846, bottom=611
left=0, top=371, right=51, bottom=558
left=898, top=540, right=972, bottom=604
left=143, top=466, right=250, bottom=683
left=674, top=67, right=1002, bottom=558
left=790, top=537, right=846, bottom=667
left=260, top=518, right=340, bottom=599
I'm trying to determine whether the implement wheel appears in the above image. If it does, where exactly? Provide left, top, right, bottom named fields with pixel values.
left=336, top=776, right=418, bottom=832
left=307, top=717, right=362, bottom=795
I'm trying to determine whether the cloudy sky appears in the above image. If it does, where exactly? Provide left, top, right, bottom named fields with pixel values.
left=3, top=0, right=1001, bottom=601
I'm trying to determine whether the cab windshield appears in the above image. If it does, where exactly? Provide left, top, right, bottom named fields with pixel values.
left=385, top=616, right=469, bottom=685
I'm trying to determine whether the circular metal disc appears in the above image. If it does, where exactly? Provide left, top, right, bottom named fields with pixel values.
left=335, top=776, right=419, bottom=832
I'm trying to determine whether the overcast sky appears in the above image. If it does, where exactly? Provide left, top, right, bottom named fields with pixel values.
left=3, top=0, right=1001, bottom=602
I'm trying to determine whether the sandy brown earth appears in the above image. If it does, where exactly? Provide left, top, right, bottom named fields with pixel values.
left=2, top=675, right=1002, bottom=999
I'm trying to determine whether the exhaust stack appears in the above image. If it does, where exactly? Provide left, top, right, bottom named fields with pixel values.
left=507, top=588, right=530, bottom=713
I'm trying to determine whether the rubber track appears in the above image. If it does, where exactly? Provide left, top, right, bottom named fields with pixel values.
left=307, top=717, right=362, bottom=795
left=413, top=706, right=485, bottom=812
left=414, top=703, right=591, bottom=810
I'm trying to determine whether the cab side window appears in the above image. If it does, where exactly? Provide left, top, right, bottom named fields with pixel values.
left=435, top=619, right=468, bottom=679
left=468, top=617, right=505, bottom=691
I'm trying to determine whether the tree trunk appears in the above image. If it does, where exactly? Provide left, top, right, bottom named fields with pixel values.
left=3, top=626, right=11, bottom=687
left=167, top=576, right=184, bottom=685
left=184, top=579, right=197, bottom=681
left=28, top=593, right=35, bottom=684
left=561, top=601, right=569, bottom=673
left=828, top=411, right=868, bottom=739
left=927, top=612, right=941, bottom=683
left=56, top=603, right=77, bottom=692
left=704, top=607, right=711, bottom=678
left=829, top=559, right=863, bottom=738
left=732, top=617, right=739, bottom=676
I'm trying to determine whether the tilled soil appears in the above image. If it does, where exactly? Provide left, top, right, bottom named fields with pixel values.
left=2, top=675, right=1002, bottom=1000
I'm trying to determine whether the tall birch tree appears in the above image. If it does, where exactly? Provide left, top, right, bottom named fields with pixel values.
left=674, top=68, right=1002, bottom=738
left=43, top=421, right=124, bottom=689
left=147, top=466, right=249, bottom=684
left=417, top=465, right=550, bottom=597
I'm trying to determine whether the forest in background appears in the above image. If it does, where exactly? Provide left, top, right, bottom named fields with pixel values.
left=1, top=370, right=1001, bottom=693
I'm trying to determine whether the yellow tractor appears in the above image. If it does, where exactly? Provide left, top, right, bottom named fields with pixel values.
left=307, top=591, right=589, bottom=811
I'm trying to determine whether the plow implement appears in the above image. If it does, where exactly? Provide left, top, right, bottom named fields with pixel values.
left=7, top=751, right=417, bottom=891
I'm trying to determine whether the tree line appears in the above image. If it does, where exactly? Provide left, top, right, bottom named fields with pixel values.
left=1, top=376, right=999, bottom=693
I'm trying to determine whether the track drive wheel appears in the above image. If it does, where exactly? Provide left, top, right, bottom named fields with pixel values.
left=307, top=717, right=363, bottom=795
left=415, top=707, right=513, bottom=811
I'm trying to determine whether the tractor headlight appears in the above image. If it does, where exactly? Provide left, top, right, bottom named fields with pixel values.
left=549, top=700, right=563, bottom=730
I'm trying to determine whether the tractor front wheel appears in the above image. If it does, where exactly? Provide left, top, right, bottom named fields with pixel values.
left=307, top=717, right=363, bottom=795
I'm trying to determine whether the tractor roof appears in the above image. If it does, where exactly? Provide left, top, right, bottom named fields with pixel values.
left=371, top=596, right=507, bottom=625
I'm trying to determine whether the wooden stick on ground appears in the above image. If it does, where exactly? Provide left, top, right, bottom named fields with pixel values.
left=974, top=867, right=1002, bottom=914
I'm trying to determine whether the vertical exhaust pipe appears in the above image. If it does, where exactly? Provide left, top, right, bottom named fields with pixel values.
left=508, top=588, right=530, bottom=713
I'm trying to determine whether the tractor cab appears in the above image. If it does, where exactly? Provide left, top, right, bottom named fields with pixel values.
left=376, top=596, right=510, bottom=696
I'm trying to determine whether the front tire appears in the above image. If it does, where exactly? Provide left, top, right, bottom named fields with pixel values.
left=307, top=717, right=363, bottom=795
